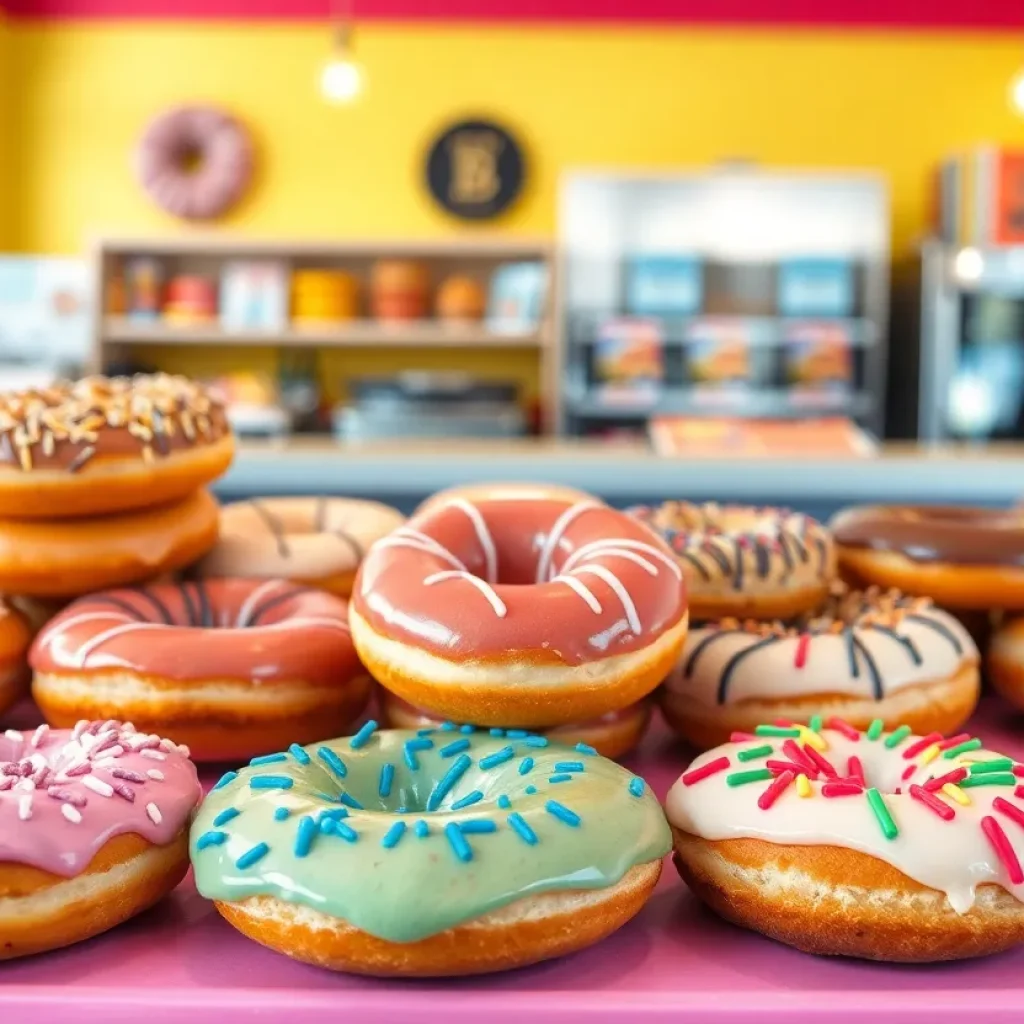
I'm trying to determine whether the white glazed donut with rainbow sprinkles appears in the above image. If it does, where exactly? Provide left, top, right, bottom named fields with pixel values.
left=665, top=717, right=1024, bottom=961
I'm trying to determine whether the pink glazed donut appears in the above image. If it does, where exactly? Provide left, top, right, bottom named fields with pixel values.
left=135, top=106, right=254, bottom=221
left=0, top=720, right=200, bottom=960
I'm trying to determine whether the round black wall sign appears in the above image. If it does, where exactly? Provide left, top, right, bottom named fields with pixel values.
left=425, top=119, right=525, bottom=221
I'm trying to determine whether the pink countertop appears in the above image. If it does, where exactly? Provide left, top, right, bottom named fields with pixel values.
left=4, top=698, right=1024, bottom=1023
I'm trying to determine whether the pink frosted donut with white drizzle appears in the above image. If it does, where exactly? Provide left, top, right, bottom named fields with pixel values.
left=350, top=494, right=689, bottom=727
left=29, top=579, right=371, bottom=762
left=0, top=719, right=200, bottom=959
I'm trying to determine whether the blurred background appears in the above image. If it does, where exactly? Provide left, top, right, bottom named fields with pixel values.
left=1, top=0, right=1023, bottom=514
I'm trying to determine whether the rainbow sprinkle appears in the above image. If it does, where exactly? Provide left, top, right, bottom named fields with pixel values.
left=866, top=788, right=898, bottom=840
left=727, top=768, right=773, bottom=787
left=737, top=744, right=774, bottom=762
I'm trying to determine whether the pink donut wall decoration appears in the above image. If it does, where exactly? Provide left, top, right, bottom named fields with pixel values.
left=134, top=105, right=255, bottom=221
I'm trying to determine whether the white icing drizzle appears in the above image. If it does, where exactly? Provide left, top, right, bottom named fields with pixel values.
left=447, top=498, right=498, bottom=583
left=74, top=623, right=171, bottom=668
left=572, top=565, right=641, bottom=635
left=384, top=528, right=468, bottom=571
left=535, top=501, right=604, bottom=583
left=36, top=611, right=136, bottom=652
left=568, top=545, right=658, bottom=576
left=561, top=538, right=683, bottom=580
left=551, top=574, right=603, bottom=614
left=665, top=728, right=1024, bottom=916
left=423, top=570, right=508, bottom=617
left=234, top=579, right=290, bottom=629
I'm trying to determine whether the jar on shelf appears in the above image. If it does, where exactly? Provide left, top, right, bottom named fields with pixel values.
left=370, top=260, right=429, bottom=322
left=435, top=274, right=486, bottom=323
left=291, top=269, right=359, bottom=326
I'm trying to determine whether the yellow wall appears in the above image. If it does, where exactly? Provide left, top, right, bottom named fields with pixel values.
left=6, top=24, right=1024, bottom=257
left=0, top=13, right=11, bottom=248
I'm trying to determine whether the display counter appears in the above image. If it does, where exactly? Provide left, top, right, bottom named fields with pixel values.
left=218, top=439, right=1024, bottom=517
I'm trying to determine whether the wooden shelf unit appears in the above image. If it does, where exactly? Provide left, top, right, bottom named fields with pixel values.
left=89, top=236, right=558, bottom=429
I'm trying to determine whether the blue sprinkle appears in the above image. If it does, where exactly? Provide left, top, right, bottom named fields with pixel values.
left=317, top=747, right=348, bottom=779
left=406, top=737, right=434, bottom=752
left=575, top=742, right=598, bottom=756
left=417, top=727, right=434, bottom=736
left=525, top=784, right=538, bottom=795
left=213, top=807, right=240, bottom=827
left=628, top=777, right=645, bottom=797
left=507, top=812, right=538, bottom=845
left=196, top=830, right=228, bottom=850
left=294, top=815, right=317, bottom=857
left=480, top=746, right=515, bottom=770
left=250, top=775, right=294, bottom=790
left=381, top=821, right=407, bottom=849
left=379, top=763, right=395, bottom=798
left=444, top=822, right=473, bottom=862
left=451, top=790, right=484, bottom=810
left=459, top=819, right=497, bottom=834
left=524, top=735, right=549, bottom=748
left=548, top=774, right=573, bottom=784
left=518, top=756, right=535, bottom=776
left=212, top=771, right=238, bottom=791
left=497, top=794, right=511, bottom=809
left=235, top=842, right=270, bottom=869
left=397, top=806, right=408, bottom=814
left=322, top=817, right=359, bottom=842
left=439, top=721, right=457, bottom=732
left=274, top=807, right=290, bottom=821
left=506, top=729, right=528, bottom=739
left=440, top=738, right=471, bottom=758
left=350, top=720, right=378, bottom=750
left=427, top=753, right=472, bottom=811
left=288, top=743, right=311, bottom=765
left=459, top=723, right=476, bottom=734
left=318, top=807, right=349, bottom=822
left=489, top=727, right=505, bottom=737
left=249, top=752, right=288, bottom=766
left=545, top=800, right=582, bottom=827
left=414, top=820, right=430, bottom=838
left=404, top=746, right=420, bottom=771
left=554, top=761, right=585, bottom=773
left=339, top=792, right=364, bottom=810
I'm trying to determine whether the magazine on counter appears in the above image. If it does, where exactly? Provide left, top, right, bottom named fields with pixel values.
left=648, top=416, right=877, bottom=458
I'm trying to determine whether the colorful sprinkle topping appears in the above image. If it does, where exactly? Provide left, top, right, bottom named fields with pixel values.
left=737, top=744, right=774, bottom=762
left=866, top=788, right=898, bottom=840
left=349, top=720, right=378, bottom=750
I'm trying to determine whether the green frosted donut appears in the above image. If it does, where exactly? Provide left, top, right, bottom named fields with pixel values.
left=190, top=721, right=670, bottom=945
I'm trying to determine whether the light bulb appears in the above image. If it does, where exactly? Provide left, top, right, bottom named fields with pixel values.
left=1011, top=68, right=1024, bottom=115
left=953, top=247, right=984, bottom=284
left=321, top=57, right=363, bottom=104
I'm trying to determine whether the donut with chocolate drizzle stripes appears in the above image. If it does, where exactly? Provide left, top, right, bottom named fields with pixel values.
left=831, top=504, right=1024, bottom=611
left=379, top=690, right=654, bottom=761
left=196, top=496, right=405, bottom=598
left=0, top=720, right=200, bottom=959
left=661, top=586, right=979, bottom=750
left=0, top=600, right=32, bottom=719
left=666, top=720, right=1024, bottom=961
left=0, top=374, right=233, bottom=520
left=29, top=579, right=371, bottom=761
left=350, top=496, right=689, bottom=727
left=629, top=501, right=835, bottom=621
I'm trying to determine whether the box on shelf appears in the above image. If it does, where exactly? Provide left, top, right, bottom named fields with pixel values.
left=783, top=320, right=854, bottom=395
left=625, top=255, right=703, bottom=317
left=486, top=262, right=548, bottom=333
left=937, top=147, right=1024, bottom=247
left=683, top=317, right=755, bottom=389
left=220, top=261, right=289, bottom=332
left=777, top=258, right=854, bottom=317
left=593, top=317, right=665, bottom=405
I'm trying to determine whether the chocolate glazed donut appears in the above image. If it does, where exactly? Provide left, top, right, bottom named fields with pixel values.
left=135, top=106, right=254, bottom=221
left=831, top=505, right=1024, bottom=612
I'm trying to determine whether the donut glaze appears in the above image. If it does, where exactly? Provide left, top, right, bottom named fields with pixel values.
left=353, top=497, right=686, bottom=665
left=0, top=720, right=199, bottom=877
left=0, top=600, right=32, bottom=716
left=190, top=726, right=669, bottom=949
left=630, top=501, right=834, bottom=621
left=196, top=496, right=405, bottom=596
left=666, top=721, right=1024, bottom=959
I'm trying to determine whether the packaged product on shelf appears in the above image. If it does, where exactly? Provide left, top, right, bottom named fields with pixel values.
left=784, top=320, right=854, bottom=398
left=593, top=316, right=664, bottom=405
left=486, top=261, right=548, bottom=333
left=220, top=261, right=289, bottom=331
left=625, top=254, right=703, bottom=317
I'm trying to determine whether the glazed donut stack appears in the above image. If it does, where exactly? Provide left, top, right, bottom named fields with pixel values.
left=633, top=501, right=982, bottom=749
left=356, top=483, right=691, bottom=759
left=0, top=375, right=233, bottom=718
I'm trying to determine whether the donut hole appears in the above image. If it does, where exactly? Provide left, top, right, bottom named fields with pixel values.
left=173, top=139, right=205, bottom=175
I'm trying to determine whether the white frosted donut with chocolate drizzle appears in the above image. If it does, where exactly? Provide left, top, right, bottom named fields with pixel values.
left=351, top=495, right=689, bottom=727
left=666, top=720, right=1024, bottom=961
left=29, top=579, right=371, bottom=761
left=661, top=587, right=980, bottom=750
left=196, top=497, right=405, bottom=598
left=629, top=502, right=835, bottom=621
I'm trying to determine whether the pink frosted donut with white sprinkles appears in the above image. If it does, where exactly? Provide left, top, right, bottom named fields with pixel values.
left=0, top=719, right=200, bottom=959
